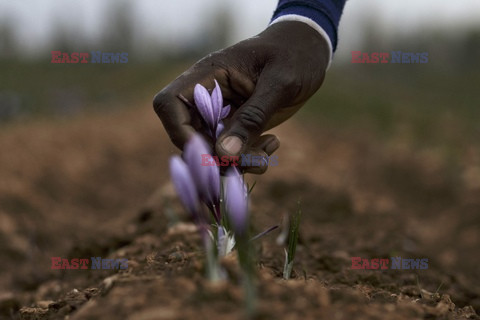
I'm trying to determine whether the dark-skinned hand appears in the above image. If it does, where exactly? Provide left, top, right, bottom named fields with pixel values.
left=153, top=21, right=330, bottom=174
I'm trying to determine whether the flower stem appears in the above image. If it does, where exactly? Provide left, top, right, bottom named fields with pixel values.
left=237, top=235, right=257, bottom=317
left=200, top=226, right=223, bottom=282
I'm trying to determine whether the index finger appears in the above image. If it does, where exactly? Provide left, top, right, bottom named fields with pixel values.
left=153, top=81, right=197, bottom=150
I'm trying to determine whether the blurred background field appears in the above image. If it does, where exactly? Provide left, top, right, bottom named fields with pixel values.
left=1, top=0, right=480, bottom=318
left=1, top=0, right=479, bottom=151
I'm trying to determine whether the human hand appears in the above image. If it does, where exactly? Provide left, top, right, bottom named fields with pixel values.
left=153, top=21, right=330, bottom=174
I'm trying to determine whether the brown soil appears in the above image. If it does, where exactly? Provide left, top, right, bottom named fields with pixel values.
left=1, top=105, right=479, bottom=319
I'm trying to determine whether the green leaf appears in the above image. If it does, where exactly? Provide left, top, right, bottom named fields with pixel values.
left=247, top=180, right=257, bottom=194
left=283, top=205, right=301, bottom=280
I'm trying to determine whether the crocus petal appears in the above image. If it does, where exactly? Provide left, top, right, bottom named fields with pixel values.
left=216, top=121, right=224, bottom=139
left=169, top=156, right=200, bottom=217
left=225, top=168, right=248, bottom=235
left=220, top=105, right=231, bottom=119
left=211, top=80, right=223, bottom=123
left=217, top=226, right=236, bottom=257
left=194, top=83, right=215, bottom=129
left=184, top=134, right=221, bottom=214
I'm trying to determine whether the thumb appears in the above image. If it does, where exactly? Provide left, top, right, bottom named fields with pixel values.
left=215, top=71, right=284, bottom=157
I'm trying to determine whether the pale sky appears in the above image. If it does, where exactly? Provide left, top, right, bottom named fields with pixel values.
left=1, top=0, right=480, bottom=60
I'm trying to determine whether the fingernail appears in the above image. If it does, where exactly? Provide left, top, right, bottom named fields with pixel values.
left=221, top=136, right=243, bottom=155
left=265, top=139, right=280, bottom=155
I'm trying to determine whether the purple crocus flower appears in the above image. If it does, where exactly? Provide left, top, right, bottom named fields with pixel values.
left=183, top=134, right=221, bottom=222
left=169, top=156, right=201, bottom=219
left=194, top=80, right=231, bottom=138
left=224, top=168, right=248, bottom=236
left=216, top=121, right=225, bottom=139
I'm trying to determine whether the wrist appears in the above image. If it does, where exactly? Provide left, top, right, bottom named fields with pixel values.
left=263, top=20, right=330, bottom=72
left=269, top=16, right=332, bottom=69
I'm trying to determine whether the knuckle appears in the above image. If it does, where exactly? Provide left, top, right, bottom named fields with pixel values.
left=276, top=73, right=302, bottom=96
left=237, top=104, right=267, bottom=133
left=152, top=90, right=172, bottom=116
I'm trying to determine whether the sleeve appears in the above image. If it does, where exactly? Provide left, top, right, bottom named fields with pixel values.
left=270, top=0, right=347, bottom=65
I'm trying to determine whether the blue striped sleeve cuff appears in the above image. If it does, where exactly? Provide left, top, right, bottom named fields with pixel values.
left=271, top=0, right=346, bottom=53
